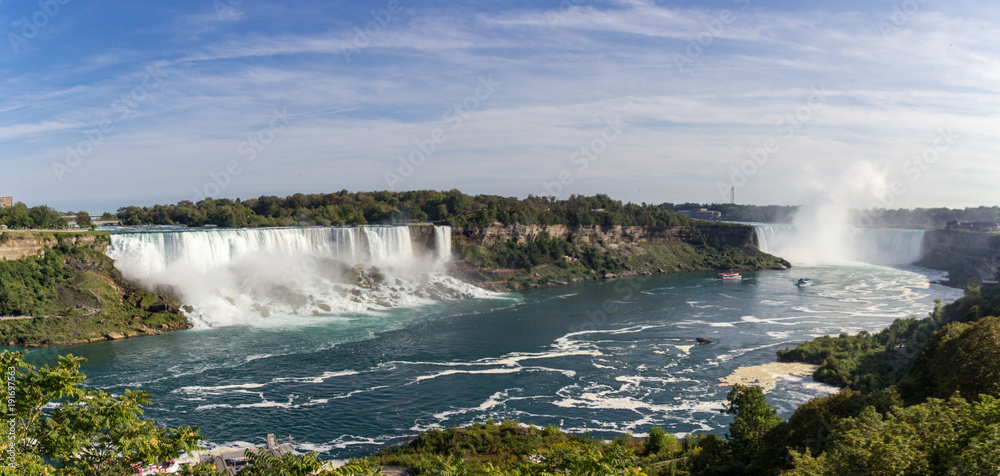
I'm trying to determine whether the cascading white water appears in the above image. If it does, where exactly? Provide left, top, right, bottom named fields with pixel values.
left=754, top=224, right=925, bottom=265
left=362, top=226, right=414, bottom=263
left=433, top=226, right=452, bottom=265
left=106, top=226, right=484, bottom=327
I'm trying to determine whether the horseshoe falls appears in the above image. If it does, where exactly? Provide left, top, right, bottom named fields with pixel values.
left=753, top=224, right=926, bottom=266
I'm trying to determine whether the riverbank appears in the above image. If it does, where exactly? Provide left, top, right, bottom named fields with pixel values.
left=0, top=231, right=191, bottom=346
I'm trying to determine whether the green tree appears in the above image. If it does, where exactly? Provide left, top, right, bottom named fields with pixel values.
left=0, top=351, right=203, bottom=475
left=75, top=210, right=92, bottom=228
left=910, top=316, right=1000, bottom=400
left=787, top=396, right=1000, bottom=475
left=722, top=384, right=782, bottom=463
left=645, top=426, right=675, bottom=455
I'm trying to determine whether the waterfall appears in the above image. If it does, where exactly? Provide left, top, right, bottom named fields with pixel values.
left=362, top=226, right=414, bottom=263
left=434, top=226, right=452, bottom=264
left=754, top=224, right=925, bottom=265
left=107, top=226, right=483, bottom=327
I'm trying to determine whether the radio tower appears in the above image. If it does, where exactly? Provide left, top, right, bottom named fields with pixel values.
left=730, top=186, right=735, bottom=204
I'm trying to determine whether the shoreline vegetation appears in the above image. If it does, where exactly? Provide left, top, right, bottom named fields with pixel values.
left=0, top=231, right=190, bottom=347
left=10, top=281, right=999, bottom=474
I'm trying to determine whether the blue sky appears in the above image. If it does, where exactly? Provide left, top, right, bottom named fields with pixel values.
left=1, top=0, right=998, bottom=213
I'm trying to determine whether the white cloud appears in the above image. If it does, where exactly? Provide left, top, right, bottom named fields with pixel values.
left=1, top=1, right=998, bottom=211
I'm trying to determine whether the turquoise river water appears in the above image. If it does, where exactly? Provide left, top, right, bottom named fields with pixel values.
left=20, top=257, right=959, bottom=460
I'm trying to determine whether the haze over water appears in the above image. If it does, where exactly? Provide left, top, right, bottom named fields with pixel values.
left=23, top=226, right=960, bottom=460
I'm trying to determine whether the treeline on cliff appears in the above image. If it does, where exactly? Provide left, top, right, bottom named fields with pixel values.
left=0, top=202, right=68, bottom=229
left=115, top=191, right=694, bottom=228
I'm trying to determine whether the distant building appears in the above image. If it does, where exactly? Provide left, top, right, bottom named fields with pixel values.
left=0, top=196, right=12, bottom=208
left=946, top=220, right=999, bottom=232
left=678, top=208, right=722, bottom=220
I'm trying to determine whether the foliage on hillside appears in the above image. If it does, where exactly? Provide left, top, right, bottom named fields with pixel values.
left=0, top=233, right=190, bottom=345
left=116, top=191, right=694, bottom=228
left=729, top=283, right=1000, bottom=473
left=357, top=418, right=719, bottom=475
left=776, top=283, right=1000, bottom=394
left=0, top=351, right=203, bottom=475
left=0, top=202, right=68, bottom=229
left=908, top=315, right=1000, bottom=401
left=785, top=395, right=1000, bottom=475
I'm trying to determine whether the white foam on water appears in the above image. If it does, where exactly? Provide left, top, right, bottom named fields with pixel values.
left=272, top=370, right=361, bottom=384
left=175, top=383, right=266, bottom=394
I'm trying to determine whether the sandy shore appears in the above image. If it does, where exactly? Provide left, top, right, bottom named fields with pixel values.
left=718, top=361, right=821, bottom=393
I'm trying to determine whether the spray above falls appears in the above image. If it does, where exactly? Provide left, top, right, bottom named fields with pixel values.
left=749, top=161, right=929, bottom=266
left=107, top=226, right=488, bottom=327
left=754, top=224, right=925, bottom=266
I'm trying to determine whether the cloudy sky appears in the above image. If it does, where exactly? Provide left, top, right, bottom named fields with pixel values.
left=1, top=0, right=998, bottom=213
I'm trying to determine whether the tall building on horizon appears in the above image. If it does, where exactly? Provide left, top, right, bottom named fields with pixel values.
left=730, top=187, right=735, bottom=204
left=0, top=196, right=12, bottom=208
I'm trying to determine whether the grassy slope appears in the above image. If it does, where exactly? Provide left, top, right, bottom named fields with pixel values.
left=0, top=232, right=190, bottom=346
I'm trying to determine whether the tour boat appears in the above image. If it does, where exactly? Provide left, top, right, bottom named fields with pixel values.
left=718, top=271, right=741, bottom=280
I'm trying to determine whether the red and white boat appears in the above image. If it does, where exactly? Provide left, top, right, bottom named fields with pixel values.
left=718, top=271, right=741, bottom=280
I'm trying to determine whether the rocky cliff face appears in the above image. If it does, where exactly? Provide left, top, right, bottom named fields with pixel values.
left=922, top=230, right=995, bottom=256
left=408, top=224, right=436, bottom=253
left=918, top=230, right=1000, bottom=287
left=0, top=232, right=107, bottom=261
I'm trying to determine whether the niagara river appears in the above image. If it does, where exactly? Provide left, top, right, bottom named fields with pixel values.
left=18, top=225, right=960, bottom=461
